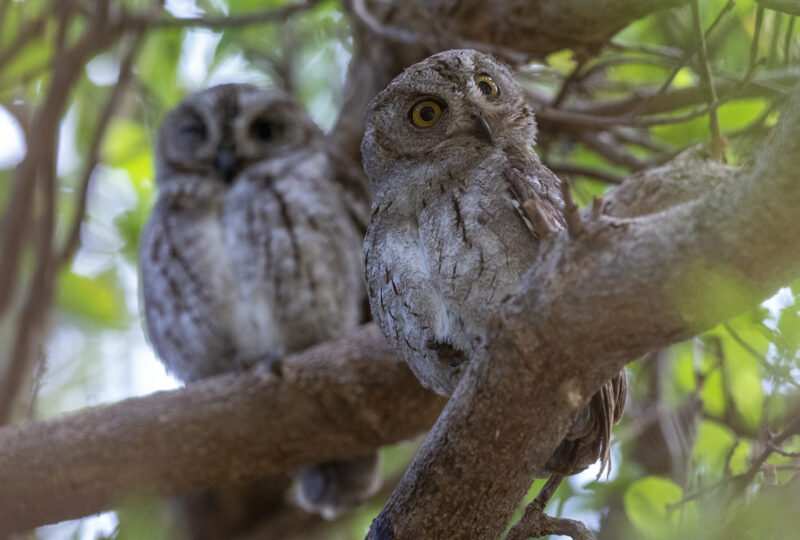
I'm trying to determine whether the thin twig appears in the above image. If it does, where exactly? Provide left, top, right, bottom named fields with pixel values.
left=545, top=163, right=625, bottom=185
left=533, top=60, right=763, bottom=130
left=574, top=68, right=792, bottom=120
left=349, top=0, right=419, bottom=43
left=575, top=55, right=677, bottom=88
left=506, top=476, right=594, bottom=540
left=751, top=6, right=766, bottom=71
left=0, top=126, right=58, bottom=426
left=0, top=7, right=119, bottom=423
left=577, top=131, right=648, bottom=170
left=609, top=40, right=684, bottom=60
left=670, top=411, right=800, bottom=513
left=769, top=12, right=785, bottom=67
left=767, top=440, right=800, bottom=458
left=57, top=34, right=144, bottom=265
left=630, top=0, right=735, bottom=117
left=723, top=323, right=800, bottom=388
left=784, top=16, right=796, bottom=66
left=611, top=128, right=669, bottom=152
left=691, top=0, right=724, bottom=161
left=552, top=57, right=587, bottom=108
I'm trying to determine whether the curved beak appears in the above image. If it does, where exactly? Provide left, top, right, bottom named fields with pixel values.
left=216, top=144, right=236, bottom=184
left=468, top=114, right=494, bottom=146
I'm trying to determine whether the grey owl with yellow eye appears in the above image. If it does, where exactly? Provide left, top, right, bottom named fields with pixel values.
left=362, top=50, right=627, bottom=475
left=140, top=83, right=380, bottom=521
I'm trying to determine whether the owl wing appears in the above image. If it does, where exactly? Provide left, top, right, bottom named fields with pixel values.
left=503, top=157, right=629, bottom=477
left=365, top=204, right=465, bottom=396
left=139, top=190, right=238, bottom=383
left=502, top=155, right=566, bottom=238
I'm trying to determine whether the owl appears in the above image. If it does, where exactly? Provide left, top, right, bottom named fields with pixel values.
left=362, top=50, right=626, bottom=476
left=140, top=83, right=380, bottom=520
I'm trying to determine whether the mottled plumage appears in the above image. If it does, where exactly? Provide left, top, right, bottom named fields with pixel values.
left=362, top=50, right=626, bottom=475
left=140, top=83, right=379, bottom=519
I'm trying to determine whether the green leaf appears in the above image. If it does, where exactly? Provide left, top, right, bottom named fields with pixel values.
left=701, top=369, right=726, bottom=418
left=704, top=314, right=768, bottom=430
left=102, top=120, right=151, bottom=168
left=546, top=50, right=576, bottom=74
left=726, top=349, right=764, bottom=430
left=671, top=341, right=698, bottom=396
left=56, top=271, right=125, bottom=326
left=136, top=29, right=185, bottom=106
left=227, top=0, right=287, bottom=12
left=652, top=115, right=710, bottom=147
left=624, top=476, right=696, bottom=539
left=718, top=99, right=769, bottom=132
left=693, top=420, right=737, bottom=476
left=608, top=63, right=671, bottom=85
left=2, top=38, right=51, bottom=81
left=114, top=493, right=178, bottom=540
left=672, top=67, right=697, bottom=89
left=776, top=308, right=800, bottom=355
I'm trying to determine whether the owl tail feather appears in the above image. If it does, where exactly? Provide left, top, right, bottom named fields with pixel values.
left=545, top=369, right=628, bottom=478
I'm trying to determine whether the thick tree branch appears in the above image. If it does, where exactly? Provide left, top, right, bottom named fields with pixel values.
left=333, top=0, right=691, bottom=162
left=0, top=325, right=446, bottom=534
left=367, top=94, right=800, bottom=538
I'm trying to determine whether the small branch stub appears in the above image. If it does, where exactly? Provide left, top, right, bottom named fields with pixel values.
left=591, top=195, right=604, bottom=220
left=560, top=178, right=585, bottom=236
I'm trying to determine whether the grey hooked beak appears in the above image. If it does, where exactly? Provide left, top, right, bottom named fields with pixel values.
left=469, top=114, right=494, bottom=146
left=216, top=144, right=236, bottom=184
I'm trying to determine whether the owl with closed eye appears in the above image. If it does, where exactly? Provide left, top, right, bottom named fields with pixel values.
left=139, top=83, right=380, bottom=524
left=362, top=49, right=626, bottom=476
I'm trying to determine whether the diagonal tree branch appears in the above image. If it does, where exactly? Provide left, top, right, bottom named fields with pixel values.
left=367, top=92, right=800, bottom=538
left=0, top=325, right=446, bottom=535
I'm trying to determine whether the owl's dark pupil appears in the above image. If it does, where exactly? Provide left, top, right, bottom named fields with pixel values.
left=181, top=122, right=206, bottom=138
left=478, top=81, right=493, bottom=96
left=420, top=106, right=436, bottom=122
left=251, top=119, right=273, bottom=140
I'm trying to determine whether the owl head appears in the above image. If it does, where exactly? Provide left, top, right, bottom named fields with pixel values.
left=156, top=83, right=321, bottom=186
left=361, top=49, right=537, bottom=196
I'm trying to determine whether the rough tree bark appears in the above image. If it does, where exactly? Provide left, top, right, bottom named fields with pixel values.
left=0, top=325, right=445, bottom=534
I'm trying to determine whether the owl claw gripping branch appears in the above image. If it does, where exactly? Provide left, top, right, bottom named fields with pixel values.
left=362, top=50, right=626, bottom=481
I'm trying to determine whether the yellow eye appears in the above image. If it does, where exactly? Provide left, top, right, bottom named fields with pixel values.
left=475, top=74, right=499, bottom=97
left=410, top=100, right=443, bottom=128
